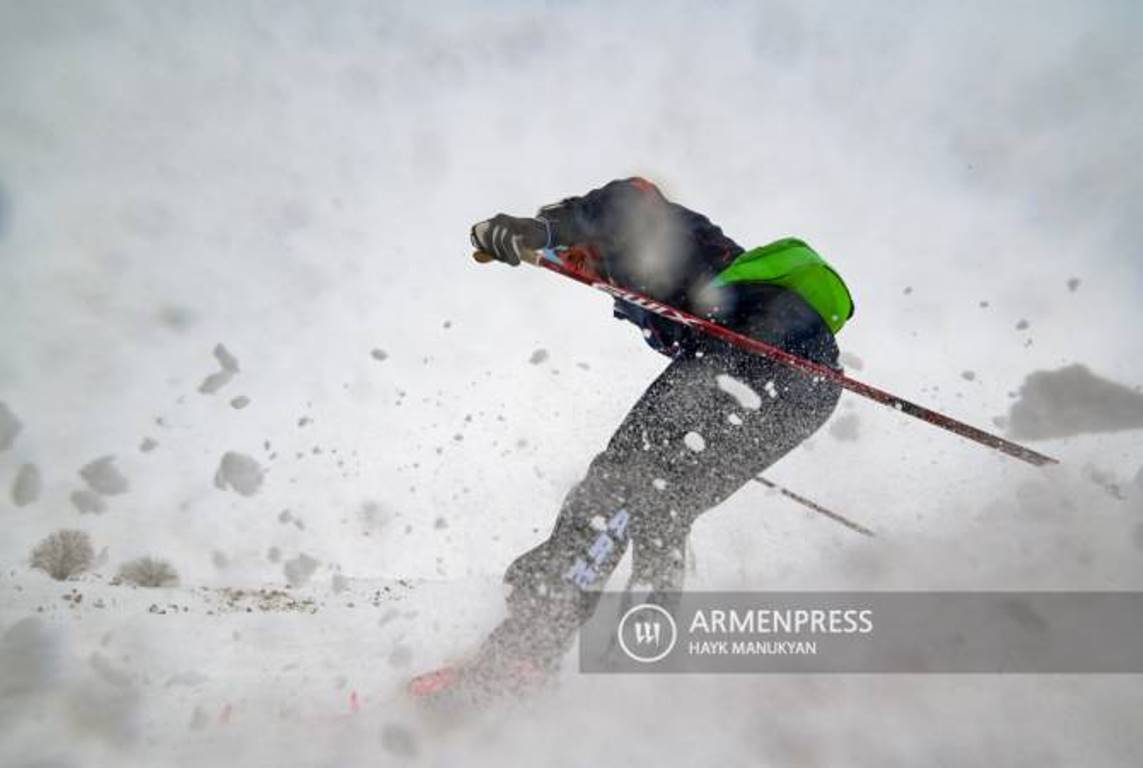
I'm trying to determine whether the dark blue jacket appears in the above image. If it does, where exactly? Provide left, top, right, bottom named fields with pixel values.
left=535, top=178, right=838, bottom=365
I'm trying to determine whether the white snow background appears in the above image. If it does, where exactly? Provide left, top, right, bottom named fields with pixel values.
left=1, top=1, right=1142, bottom=765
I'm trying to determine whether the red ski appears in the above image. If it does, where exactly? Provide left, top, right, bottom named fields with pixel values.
left=407, top=655, right=549, bottom=706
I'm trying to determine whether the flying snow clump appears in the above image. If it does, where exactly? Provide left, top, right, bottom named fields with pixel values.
left=199, top=343, right=240, bottom=394
left=284, top=553, right=320, bottom=587
left=71, top=489, right=108, bottom=515
left=684, top=431, right=706, bottom=452
left=11, top=463, right=41, bottom=506
left=1007, top=365, right=1143, bottom=440
left=214, top=452, right=265, bottom=496
left=0, top=401, right=21, bottom=450
left=715, top=374, right=761, bottom=410
left=79, top=456, right=129, bottom=496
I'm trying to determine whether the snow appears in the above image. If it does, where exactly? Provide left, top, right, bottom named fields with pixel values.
left=11, top=463, right=41, bottom=507
left=1, top=2, right=1142, bottom=766
left=70, top=490, right=107, bottom=516
left=213, top=452, right=265, bottom=497
left=827, top=413, right=860, bottom=442
left=198, top=371, right=234, bottom=395
left=198, top=345, right=240, bottom=395
left=1007, top=365, right=1143, bottom=440
left=0, top=402, right=21, bottom=451
left=381, top=722, right=421, bottom=758
left=78, top=456, right=129, bottom=496
left=715, top=374, right=762, bottom=410
left=282, top=553, right=320, bottom=587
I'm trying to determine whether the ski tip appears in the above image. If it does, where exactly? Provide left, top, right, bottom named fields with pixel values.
left=407, top=667, right=459, bottom=698
left=1011, top=445, right=1060, bottom=466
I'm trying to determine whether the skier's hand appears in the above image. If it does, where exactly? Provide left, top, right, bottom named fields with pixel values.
left=469, top=215, right=550, bottom=266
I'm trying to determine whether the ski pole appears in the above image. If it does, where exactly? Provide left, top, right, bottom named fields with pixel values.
left=754, top=476, right=875, bottom=537
left=476, top=246, right=1058, bottom=468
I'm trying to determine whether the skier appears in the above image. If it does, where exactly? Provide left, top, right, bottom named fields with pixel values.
left=410, top=177, right=854, bottom=699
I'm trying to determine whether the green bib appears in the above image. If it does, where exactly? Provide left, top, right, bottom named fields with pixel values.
left=714, top=238, right=854, bottom=333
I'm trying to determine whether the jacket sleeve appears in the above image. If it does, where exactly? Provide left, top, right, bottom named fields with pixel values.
left=534, top=178, right=743, bottom=308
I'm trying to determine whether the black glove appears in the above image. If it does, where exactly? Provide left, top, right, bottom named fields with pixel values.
left=470, top=215, right=550, bottom=266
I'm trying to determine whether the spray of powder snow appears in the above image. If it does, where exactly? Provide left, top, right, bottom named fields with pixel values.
left=1, top=2, right=1142, bottom=767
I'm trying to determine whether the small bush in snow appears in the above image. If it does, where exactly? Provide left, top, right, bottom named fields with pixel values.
left=116, top=556, right=180, bottom=588
left=30, top=529, right=94, bottom=580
